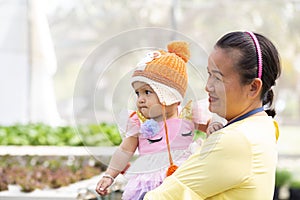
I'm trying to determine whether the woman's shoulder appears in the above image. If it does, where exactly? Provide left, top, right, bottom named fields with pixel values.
left=215, top=115, right=278, bottom=144
left=233, top=115, right=276, bottom=133
left=198, top=128, right=251, bottom=162
left=205, top=122, right=251, bottom=150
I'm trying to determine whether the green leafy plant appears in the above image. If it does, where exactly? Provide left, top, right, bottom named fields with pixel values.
left=289, top=179, right=300, bottom=200
left=0, top=123, right=122, bottom=146
left=275, top=169, right=292, bottom=187
left=290, top=180, right=300, bottom=189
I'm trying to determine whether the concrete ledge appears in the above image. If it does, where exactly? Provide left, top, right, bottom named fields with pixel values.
left=0, top=146, right=118, bottom=156
left=0, top=173, right=126, bottom=200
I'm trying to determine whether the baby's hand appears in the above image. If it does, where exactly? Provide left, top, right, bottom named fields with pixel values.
left=207, top=122, right=223, bottom=136
left=206, top=113, right=226, bottom=136
left=95, top=175, right=114, bottom=196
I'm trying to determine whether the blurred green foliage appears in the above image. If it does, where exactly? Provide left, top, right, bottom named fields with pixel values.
left=275, top=169, right=292, bottom=187
left=0, top=123, right=121, bottom=146
left=290, top=180, right=300, bottom=189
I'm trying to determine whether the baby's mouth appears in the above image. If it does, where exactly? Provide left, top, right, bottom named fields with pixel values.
left=139, top=106, right=147, bottom=110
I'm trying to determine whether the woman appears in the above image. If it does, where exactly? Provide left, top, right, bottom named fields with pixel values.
left=144, top=31, right=281, bottom=199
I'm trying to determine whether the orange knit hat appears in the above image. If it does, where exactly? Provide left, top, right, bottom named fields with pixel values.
left=131, top=41, right=190, bottom=105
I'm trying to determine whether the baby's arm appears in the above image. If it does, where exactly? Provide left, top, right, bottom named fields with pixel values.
left=192, top=99, right=226, bottom=135
left=192, top=100, right=210, bottom=133
left=197, top=114, right=226, bottom=135
left=189, top=101, right=226, bottom=153
left=190, top=116, right=225, bottom=153
left=96, top=136, right=138, bottom=196
left=192, top=99, right=224, bottom=134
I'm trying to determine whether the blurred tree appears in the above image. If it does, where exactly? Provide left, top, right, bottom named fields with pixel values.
left=45, top=0, right=300, bottom=124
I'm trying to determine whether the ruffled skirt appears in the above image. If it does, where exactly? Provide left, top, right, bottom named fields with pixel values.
left=121, top=149, right=191, bottom=200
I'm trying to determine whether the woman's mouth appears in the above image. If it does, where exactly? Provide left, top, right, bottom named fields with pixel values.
left=208, top=95, right=218, bottom=103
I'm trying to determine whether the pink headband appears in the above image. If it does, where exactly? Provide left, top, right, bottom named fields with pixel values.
left=245, top=31, right=263, bottom=79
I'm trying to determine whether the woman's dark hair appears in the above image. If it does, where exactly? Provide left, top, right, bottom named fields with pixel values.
left=215, top=31, right=281, bottom=118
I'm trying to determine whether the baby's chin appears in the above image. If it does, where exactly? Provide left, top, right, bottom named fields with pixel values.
left=138, top=109, right=150, bottom=118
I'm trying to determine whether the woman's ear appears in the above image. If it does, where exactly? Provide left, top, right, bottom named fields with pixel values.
left=248, top=78, right=263, bottom=99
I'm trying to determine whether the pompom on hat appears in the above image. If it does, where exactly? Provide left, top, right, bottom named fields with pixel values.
left=131, top=41, right=190, bottom=106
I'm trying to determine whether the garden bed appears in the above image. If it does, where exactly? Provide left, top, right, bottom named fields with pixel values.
left=0, top=122, right=130, bottom=199
left=0, top=146, right=126, bottom=200
left=0, top=155, right=103, bottom=192
left=0, top=174, right=125, bottom=200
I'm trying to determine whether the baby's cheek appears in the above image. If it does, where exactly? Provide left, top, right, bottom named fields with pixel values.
left=148, top=104, right=162, bottom=118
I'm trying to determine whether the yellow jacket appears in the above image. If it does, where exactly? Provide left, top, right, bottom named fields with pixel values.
left=144, top=116, right=279, bottom=200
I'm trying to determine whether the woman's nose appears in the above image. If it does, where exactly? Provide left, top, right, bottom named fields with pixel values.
left=205, top=78, right=213, bottom=93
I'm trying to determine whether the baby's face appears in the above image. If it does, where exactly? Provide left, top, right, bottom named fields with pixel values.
left=132, top=81, right=162, bottom=120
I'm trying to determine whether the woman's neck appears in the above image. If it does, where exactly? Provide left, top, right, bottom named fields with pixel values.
left=226, top=102, right=266, bottom=125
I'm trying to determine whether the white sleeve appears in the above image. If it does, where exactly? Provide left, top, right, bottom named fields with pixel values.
left=192, top=99, right=212, bottom=125
left=211, top=113, right=227, bottom=126
left=117, top=110, right=140, bottom=138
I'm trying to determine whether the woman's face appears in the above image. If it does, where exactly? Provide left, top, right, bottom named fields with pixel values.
left=205, top=47, right=250, bottom=121
left=132, top=81, right=162, bottom=119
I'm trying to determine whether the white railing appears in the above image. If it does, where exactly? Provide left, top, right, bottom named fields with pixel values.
left=0, top=145, right=118, bottom=156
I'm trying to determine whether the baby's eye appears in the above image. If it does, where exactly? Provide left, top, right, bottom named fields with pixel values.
left=135, top=91, right=140, bottom=97
left=145, top=90, right=152, bottom=95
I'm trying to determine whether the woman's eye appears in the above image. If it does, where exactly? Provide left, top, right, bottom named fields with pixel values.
left=208, top=70, right=222, bottom=81
left=210, top=73, right=221, bottom=81
left=215, top=76, right=222, bottom=81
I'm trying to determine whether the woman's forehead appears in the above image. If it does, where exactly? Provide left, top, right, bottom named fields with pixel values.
left=208, top=48, right=237, bottom=75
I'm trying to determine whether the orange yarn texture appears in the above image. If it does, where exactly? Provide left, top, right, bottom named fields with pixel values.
left=166, top=164, right=178, bottom=177
left=167, top=41, right=190, bottom=63
left=161, top=103, right=179, bottom=177
left=132, top=41, right=190, bottom=97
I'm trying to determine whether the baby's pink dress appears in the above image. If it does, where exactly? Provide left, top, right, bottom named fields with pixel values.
left=120, top=100, right=211, bottom=200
